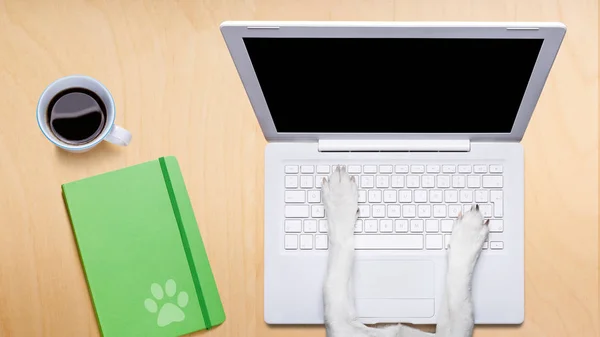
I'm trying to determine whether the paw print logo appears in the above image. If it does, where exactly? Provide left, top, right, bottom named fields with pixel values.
left=144, top=279, right=189, bottom=327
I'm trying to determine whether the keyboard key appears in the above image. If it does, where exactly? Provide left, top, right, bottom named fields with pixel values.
left=458, top=165, right=472, bottom=173
left=312, top=205, right=325, bottom=218
left=300, top=165, right=314, bottom=174
left=467, top=175, right=481, bottom=188
left=358, top=190, right=367, bottom=203
left=489, top=219, right=504, bottom=232
left=410, top=220, right=424, bottom=232
left=395, top=220, right=409, bottom=232
left=300, top=235, right=313, bottom=249
left=376, top=176, right=390, bottom=188
left=482, top=176, right=503, bottom=188
left=407, top=175, right=420, bottom=188
left=417, top=205, right=431, bottom=218
left=430, top=190, right=443, bottom=203
left=380, top=220, right=393, bottom=233
left=364, top=165, right=377, bottom=173
left=285, top=165, right=299, bottom=173
left=475, top=190, right=488, bottom=203
left=319, top=220, right=328, bottom=233
left=315, top=175, right=327, bottom=188
left=395, top=165, right=409, bottom=173
left=285, top=191, right=305, bottom=203
left=402, top=205, right=416, bottom=217
left=480, top=204, right=492, bottom=218
left=490, top=191, right=503, bottom=216
left=433, top=205, right=446, bottom=218
left=383, top=190, right=397, bottom=203
left=355, top=235, right=423, bottom=250
left=380, top=165, right=393, bottom=173
left=391, top=175, right=405, bottom=188
left=489, top=165, right=503, bottom=173
left=474, top=165, right=487, bottom=173
left=354, top=220, right=363, bottom=233
left=415, top=190, right=427, bottom=203
left=348, top=165, right=362, bottom=173
left=441, top=219, right=454, bottom=232
left=426, top=235, right=443, bottom=249
left=452, top=175, right=466, bottom=188
left=411, top=165, right=425, bottom=173
left=316, top=165, right=330, bottom=174
left=490, top=241, right=504, bottom=250
left=365, top=219, right=378, bottom=233
left=427, top=165, right=440, bottom=173
left=437, top=175, right=450, bottom=188
left=425, top=219, right=439, bottom=232
left=300, top=176, right=313, bottom=188
left=372, top=205, right=386, bottom=218
left=285, top=176, right=298, bottom=188
left=358, top=205, right=370, bottom=218
left=285, top=235, right=298, bottom=249
left=388, top=205, right=401, bottom=217
left=399, top=191, right=412, bottom=203
left=368, top=190, right=382, bottom=203
left=307, top=190, right=321, bottom=203
left=444, top=190, right=458, bottom=203
left=285, top=220, right=302, bottom=233
left=448, top=205, right=461, bottom=217
left=315, top=235, right=328, bottom=249
left=303, top=220, right=317, bottom=233
left=285, top=205, right=309, bottom=218
left=422, top=175, right=435, bottom=188
left=460, top=190, right=473, bottom=203
left=442, top=165, right=456, bottom=173
left=463, top=204, right=472, bottom=213
left=361, top=176, right=374, bottom=188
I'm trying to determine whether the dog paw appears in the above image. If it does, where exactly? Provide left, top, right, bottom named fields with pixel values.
left=449, top=205, right=489, bottom=260
left=322, top=165, right=358, bottom=240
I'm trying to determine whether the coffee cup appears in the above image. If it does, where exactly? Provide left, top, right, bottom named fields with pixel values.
left=37, top=75, right=131, bottom=152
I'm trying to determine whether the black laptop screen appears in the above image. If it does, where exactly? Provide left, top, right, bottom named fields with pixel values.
left=242, top=37, right=544, bottom=133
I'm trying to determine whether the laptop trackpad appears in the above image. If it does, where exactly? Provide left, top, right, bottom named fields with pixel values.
left=354, top=260, right=435, bottom=318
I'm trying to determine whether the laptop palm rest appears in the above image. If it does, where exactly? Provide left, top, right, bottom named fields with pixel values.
left=354, top=260, right=435, bottom=318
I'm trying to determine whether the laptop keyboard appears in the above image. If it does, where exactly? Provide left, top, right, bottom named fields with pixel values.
left=283, top=164, right=504, bottom=251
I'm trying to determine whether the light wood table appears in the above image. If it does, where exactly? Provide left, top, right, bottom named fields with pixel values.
left=0, top=1, right=597, bottom=336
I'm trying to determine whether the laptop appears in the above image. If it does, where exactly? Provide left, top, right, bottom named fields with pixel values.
left=220, top=21, right=566, bottom=325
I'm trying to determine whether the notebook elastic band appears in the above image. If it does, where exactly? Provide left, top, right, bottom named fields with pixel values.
left=159, top=157, right=212, bottom=329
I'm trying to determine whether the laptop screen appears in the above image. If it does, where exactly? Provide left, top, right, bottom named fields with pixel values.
left=242, top=37, right=544, bottom=133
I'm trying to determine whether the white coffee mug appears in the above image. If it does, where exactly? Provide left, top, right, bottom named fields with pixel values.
left=37, top=75, right=131, bottom=152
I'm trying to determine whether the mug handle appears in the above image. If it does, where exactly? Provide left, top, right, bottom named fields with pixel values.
left=104, top=125, right=132, bottom=146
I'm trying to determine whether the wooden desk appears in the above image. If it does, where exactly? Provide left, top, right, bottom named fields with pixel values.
left=0, top=1, right=597, bottom=336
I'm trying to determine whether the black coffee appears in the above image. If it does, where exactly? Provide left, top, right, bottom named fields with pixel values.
left=47, top=88, right=106, bottom=144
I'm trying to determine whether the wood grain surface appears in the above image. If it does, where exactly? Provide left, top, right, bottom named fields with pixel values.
left=0, top=0, right=597, bottom=336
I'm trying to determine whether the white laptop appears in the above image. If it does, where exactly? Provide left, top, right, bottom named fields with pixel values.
left=220, top=21, right=566, bottom=325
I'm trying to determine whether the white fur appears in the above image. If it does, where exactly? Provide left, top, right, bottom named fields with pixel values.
left=321, top=166, right=489, bottom=337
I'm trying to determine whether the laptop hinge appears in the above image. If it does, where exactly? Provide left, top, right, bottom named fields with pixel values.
left=318, top=139, right=470, bottom=152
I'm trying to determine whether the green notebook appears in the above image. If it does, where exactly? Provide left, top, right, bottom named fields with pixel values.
left=62, top=156, right=225, bottom=337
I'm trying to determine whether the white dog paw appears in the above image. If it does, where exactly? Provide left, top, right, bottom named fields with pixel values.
left=322, top=165, right=358, bottom=241
left=449, top=205, right=489, bottom=259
